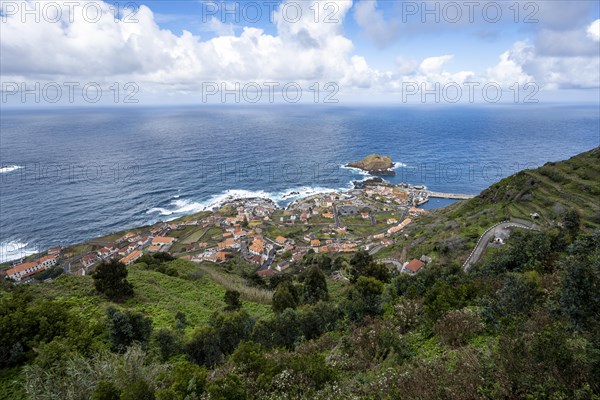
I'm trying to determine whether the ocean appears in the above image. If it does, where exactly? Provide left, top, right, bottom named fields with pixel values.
left=1, top=104, right=598, bottom=262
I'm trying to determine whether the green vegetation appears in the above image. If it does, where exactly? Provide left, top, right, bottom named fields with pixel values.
left=383, top=147, right=600, bottom=264
left=1, top=148, right=599, bottom=399
left=93, top=260, right=134, bottom=302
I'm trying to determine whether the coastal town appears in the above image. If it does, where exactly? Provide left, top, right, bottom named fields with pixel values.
left=1, top=156, right=475, bottom=284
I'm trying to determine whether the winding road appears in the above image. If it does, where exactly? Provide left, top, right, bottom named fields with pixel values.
left=462, top=219, right=539, bottom=272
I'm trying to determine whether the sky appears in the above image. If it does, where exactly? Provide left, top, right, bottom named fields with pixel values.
left=1, top=0, right=599, bottom=105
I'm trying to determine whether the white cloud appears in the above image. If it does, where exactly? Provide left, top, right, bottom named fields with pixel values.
left=408, top=55, right=475, bottom=85
left=587, top=19, right=600, bottom=42
left=0, top=0, right=598, bottom=102
left=208, top=17, right=235, bottom=36
left=486, top=38, right=600, bottom=90
left=0, top=0, right=378, bottom=92
left=353, top=0, right=400, bottom=47
left=486, top=42, right=534, bottom=86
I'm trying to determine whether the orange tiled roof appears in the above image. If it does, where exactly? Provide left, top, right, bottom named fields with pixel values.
left=120, top=250, right=142, bottom=264
left=39, top=255, right=56, bottom=263
left=405, top=259, right=425, bottom=273
left=7, top=261, right=38, bottom=275
left=152, top=236, right=175, bottom=244
left=275, top=236, right=287, bottom=244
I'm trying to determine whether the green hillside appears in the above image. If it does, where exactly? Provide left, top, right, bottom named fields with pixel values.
left=1, top=148, right=599, bottom=400
left=377, top=147, right=600, bottom=263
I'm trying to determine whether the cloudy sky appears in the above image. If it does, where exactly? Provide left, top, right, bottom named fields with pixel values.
left=1, top=0, right=599, bottom=104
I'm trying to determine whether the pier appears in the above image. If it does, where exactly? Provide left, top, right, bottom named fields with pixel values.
left=425, top=191, right=476, bottom=200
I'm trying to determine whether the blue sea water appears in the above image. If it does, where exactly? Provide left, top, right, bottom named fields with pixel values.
left=1, top=104, right=599, bottom=261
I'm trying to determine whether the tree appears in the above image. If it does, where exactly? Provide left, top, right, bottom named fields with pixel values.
left=230, top=341, right=274, bottom=376
left=156, top=360, right=206, bottom=399
left=333, top=256, right=348, bottom=271
left=268, top=274, right=292, bottom=290
left=207, top=373, right=247, bottom=400
left=298, top=302, right=340, bottom=340
left=174, top=311, right=187, bottom=330
left=120, top=379, right=155, bottom=400
left=151, top=329, right=183, bottom=362
left=561, top=209, right=581, bottom=239
left=92, top=260, right=133, bottom=301
left=272, top=308, right=302, bottom=349
left=91, top=381, right=120, bottom=400
left=434, top=309, right=484, bottom=347
left=302, top=266, right=329, bottom=304
left=349, top=250, right=373, bottom=282
left=185, top=326, right=223, bottom=367
left=106, top=307, right=152, bottom=353
left=209, top=310, right=254, bottom=355
left=320, top=254, right=333, bottom=271
left=345, top=276, right=384, bottom=322
left=560, top=255, right=600, bottom=330
left=272, top=281, right=299, bottom=313
left=224, top=290, right=242, bottom=311
left=486, top=272, right=541, bottom=327
left=349, top=250, right=390, bottom=283
left=365, top=262, right=391, bottom=283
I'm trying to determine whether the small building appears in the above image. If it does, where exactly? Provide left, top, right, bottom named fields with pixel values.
left=137, top=236, right=152, bottom=248
left=38, top=255, right=57, bottom=269
left=276, top=261, right=291, bottom=272
left=6, top=261, right=46, bottom=282
left=122, top=232, right=137, bottom=242
left=337, top=206, right=358, bottom=216
left=147, top=244, right=162, bottom=252
left=249, top=243, right=264, bottom=255
left=218, top=238, right=239, bottom=250
left=275, top=236, right=287, bottom=245
left=47, top=246, right=62, bottom=256
left=82, top=254, right=99, bottom=268
left=118, top=246, right=131, bottom=257
left=316, top=245, right=329, bottom=254
left=493, top=229, right=510, bottom=245
left=310, top=239, right=321, bottom=247
left=420, top=255, right=433, bottom=264
left=403, top=259, right=425, bottom=274
left=215, top=252, right=229, bottom=263
left=120, top=250, right=143, bottom=266
left=152, top=236, right=176, bottom=249
left=97, top=247, right=114, bottom=259
left=304, top=232, right=316, bottom=242
left=257, top=268, right=275, bottom=277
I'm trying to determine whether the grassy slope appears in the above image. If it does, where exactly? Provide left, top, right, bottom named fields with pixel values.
left=377, top=147, right=600, bottom=263
left=25, top=260, right=272, bottom=335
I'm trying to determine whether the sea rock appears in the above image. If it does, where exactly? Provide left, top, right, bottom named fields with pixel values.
left=346, top=154, right=396, bottom=176
left=353, top=177, right=384, bottom=189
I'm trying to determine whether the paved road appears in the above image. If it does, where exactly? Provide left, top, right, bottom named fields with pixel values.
left=368, top=245, right=384, bottom=255
left=259, top=248, right=275, bottom=271
left=462, top=220, right=537, bottom=272
left=379, top=258, right=403, bottom=271
left=332, top=204, right=341, bottom=228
